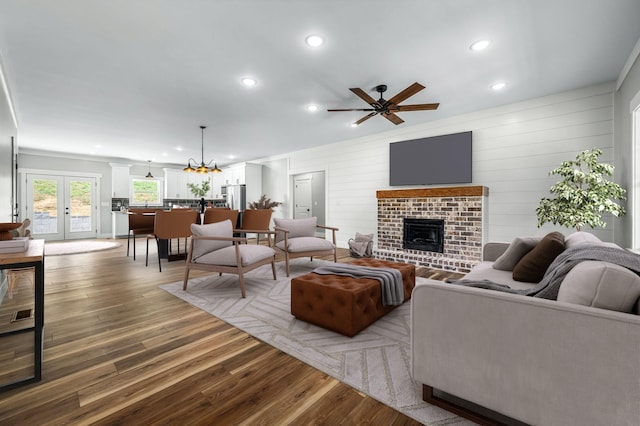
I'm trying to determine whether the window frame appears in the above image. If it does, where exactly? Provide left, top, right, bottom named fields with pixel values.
left=129, top=177, right=164, bottom=206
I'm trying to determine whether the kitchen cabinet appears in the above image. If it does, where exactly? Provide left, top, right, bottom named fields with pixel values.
left=223, top=163, right=261, bottom=186
left=110, top=163, right=131, bottom=198
left=111, top=211, right=129, bottom=238
left=164, top=169, right=179, bottom=199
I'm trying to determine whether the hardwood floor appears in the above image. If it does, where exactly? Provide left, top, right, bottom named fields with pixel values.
left=0, top=239, right=461, bottom=425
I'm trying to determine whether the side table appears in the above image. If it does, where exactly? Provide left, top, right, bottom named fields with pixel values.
left=0, top=239, right=45, bottom=392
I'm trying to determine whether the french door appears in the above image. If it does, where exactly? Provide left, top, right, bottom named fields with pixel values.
left=26, top=174, right=97, bottom=240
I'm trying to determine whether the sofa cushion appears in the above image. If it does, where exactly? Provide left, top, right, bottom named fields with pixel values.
left=273, top=217, right=317, bottom=243
left=512, top=231, right=565, bottom=283
left=558, top=261, right=640, bottom=313
left=465, top=261, right=538, bottom=291
left=565, top=231, right=602, bottom=248
left=190, top=220, right=233, bottom=261
left=492, top=236, right=542, bottom=271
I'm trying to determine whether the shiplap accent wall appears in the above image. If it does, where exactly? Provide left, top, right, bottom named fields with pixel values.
left=260, top=82, right=617, bottom=248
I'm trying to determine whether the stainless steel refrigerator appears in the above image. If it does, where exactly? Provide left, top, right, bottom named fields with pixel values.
left=225, top=184, right=246, bottom=211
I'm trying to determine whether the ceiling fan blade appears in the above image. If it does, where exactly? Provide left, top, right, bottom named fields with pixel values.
left=386, top=82, right=426, bottom=106
left=354, top=112, right=378, bottom=126
left=382, top=112, right=404, bottom=125
left=394, top=103, right=440, bottom=112
left=349, top=88, right=381, bottom=108
left=327, top=108, right=376, bottom=112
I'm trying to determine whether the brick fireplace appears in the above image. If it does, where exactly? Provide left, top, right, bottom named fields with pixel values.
left=375, top=186, right=488, bottom=273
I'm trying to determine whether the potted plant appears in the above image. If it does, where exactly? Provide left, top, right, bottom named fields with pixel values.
left=248, top=194, right=282, bottom=210
left=187, top=178, right=211, bottom=198
left=536, top=148, right=626, bottom=231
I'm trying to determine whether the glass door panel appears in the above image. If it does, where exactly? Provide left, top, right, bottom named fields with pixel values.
left=28, top=175, right=64, bottom=241
left=65, top=177, right=95, bottom=239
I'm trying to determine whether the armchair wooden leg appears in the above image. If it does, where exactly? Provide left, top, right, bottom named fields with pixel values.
left=285, top=253, right=290, bottom=277
left=271, top=260, right=276, bottom=279
left=238, top=270, right=247, bottom=298
left=183, top=267, right=190, bottom=290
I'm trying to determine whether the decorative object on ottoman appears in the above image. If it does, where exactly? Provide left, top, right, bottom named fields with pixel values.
left=291, top=259, right=415, bottom=337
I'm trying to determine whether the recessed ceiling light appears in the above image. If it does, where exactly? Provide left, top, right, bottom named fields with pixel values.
left=306, top=104, right=320, bottom=112
left=470, top=39, right=490, bottom=51
left=490, top=82, right=507, bottom=90
left=176, top=146, right=183, bottom=152
left=305, top=34, right=324, bottom=47
left=241, top=77, right=257, bottom=87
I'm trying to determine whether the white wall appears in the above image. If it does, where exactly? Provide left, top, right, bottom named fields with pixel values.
left=257, top=82, right=618, bottom=247
left=0, top=55, right=17, bottom=222
left=614, top=46, right=640, bottom=249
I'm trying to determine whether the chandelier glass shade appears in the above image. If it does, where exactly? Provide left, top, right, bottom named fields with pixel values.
left=183, top=125, right=222, bottom=174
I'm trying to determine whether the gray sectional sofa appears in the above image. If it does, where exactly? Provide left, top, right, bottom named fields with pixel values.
left=411, top=231, right=640, bottom=425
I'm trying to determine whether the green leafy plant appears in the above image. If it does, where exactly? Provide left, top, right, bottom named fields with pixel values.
left=536, top=148, right=626, bottom=231
left=248, top=194, right=282, bottom=210
left=187, top=178, right=211, bottom=198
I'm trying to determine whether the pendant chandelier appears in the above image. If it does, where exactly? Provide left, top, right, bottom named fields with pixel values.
left=183, top=125, right=222, bottom=174
left=145, top=160, right=154, bottom=178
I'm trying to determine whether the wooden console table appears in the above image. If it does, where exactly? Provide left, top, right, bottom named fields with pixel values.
left=0, top=239, right=45, bottom=392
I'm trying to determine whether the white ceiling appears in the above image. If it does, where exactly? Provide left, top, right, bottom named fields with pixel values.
left=1, top=0, right=639, bottom=167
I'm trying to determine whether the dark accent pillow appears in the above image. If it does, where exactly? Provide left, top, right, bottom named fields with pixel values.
left=512, top=231, right=565, bottom=283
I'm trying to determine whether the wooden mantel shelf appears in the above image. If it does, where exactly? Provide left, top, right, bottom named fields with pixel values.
left=376, top=186, right=488, bottom=199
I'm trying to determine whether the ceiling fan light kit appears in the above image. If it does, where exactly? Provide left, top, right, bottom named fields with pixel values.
left=183, top=125, right=222, bottom=174
left=327, top=82, right=439, bottom=126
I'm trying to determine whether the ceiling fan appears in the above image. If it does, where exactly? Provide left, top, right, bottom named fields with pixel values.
left=328, top=82, right=439, bottom=126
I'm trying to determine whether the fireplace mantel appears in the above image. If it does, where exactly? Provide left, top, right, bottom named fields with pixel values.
left=377, top=186, right=488, bottom=199
left=376, top=186, right=488, bottom=273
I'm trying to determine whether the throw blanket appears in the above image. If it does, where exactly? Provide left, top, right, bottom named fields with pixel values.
left=451, top=244, right=640, bottom=300
left=312, top=264, right=404, bottom=306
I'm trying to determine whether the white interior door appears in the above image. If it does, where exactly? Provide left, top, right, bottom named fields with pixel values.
left=293, top=177, right=312, bottom=219
left=26, top=174, right=97, bottom=240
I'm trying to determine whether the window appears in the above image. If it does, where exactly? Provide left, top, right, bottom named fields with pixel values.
left=130, top=178, right=162, bottom=206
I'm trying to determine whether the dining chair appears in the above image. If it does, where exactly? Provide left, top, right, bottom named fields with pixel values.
left=273, top=217, right=338, bottom=276
left=203, top=208, right=239, bottom=227
left=146, top=209, right=199, bottom=271
left=183, top=219, right=277, bottom=298
left=127, top=209, right=156, bottom=260
left=237, top=209, right=273, bottom=245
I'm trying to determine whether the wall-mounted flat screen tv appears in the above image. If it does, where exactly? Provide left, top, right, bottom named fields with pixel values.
left=389, top=131, right=472, bottom=186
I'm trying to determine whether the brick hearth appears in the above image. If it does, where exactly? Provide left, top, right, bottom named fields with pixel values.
left=375, top=186, right=488, bottom=273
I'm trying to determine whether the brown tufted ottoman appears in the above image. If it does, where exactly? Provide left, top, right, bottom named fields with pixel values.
left=290, top=259, right=415, bottom=337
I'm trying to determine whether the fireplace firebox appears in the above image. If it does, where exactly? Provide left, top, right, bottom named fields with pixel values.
left=403, top=218, right=444, bottom=253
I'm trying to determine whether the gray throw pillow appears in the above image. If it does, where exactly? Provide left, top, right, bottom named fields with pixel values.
left=492, top=236, right=542, bottom=271
left=273, top=217, right=317, bottom=243
left=190, top=220, right=233, bottom=261
left=558, top=261, right=640, bottom=313
left=564, top=231, right=602, bottom=248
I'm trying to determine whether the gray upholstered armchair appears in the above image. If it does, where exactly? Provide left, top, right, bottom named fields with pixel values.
left=273, top=217, right=338, bottom=276
left=183, top=219, right=276, bottom=298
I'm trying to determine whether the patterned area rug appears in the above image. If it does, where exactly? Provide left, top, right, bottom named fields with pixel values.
left=160, top=259, right=469, bottom=425
left=44, top=240, right=121, bottom=256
